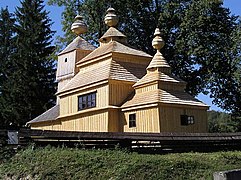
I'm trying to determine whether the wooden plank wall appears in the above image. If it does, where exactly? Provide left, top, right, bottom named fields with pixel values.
left=108, top=109, right=120, bottom=132
left=109, top=80, right=133, bottom=106
left=32, top=110, right=109, bottom=132
left=159, top=82, right=186, bottom=91
left=123, top=107, right=160, bottom=133
left=159, top=106, right=208, bottom=133
left=136, top=84, right=158, bottom=93
left=56, top=51, right=76, bottom=79
left=60, top=85, right=109, bottom=116
left=62, top=110, right=108, bottom=132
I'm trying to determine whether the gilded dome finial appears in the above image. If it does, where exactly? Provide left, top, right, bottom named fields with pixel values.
left=71, top=15, right=87, bottom=36
left=152, top=28, right=165, bottom=51
left=104, top=7, right=118, bottom=27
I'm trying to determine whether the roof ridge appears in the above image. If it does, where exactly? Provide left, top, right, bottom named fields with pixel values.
left=78, top=40, right=152, bottom=64
left=58, top=36, right=96, bottom=55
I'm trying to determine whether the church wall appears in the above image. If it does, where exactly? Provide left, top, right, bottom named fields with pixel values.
left=108, top=109, right=120, bottom=132
left=78, top=57, right=111, bottom=74
left=56, top=51, right=76, bottom=92
left=122, top=107, right=160, bottom=133
left=56, top=51, right=76, bottom=81
left=109, top=80, right=134, bottom=106
left=57, top=79, right=71, bottom=93
left=60, top=110, right=109, bottom=132
left=136, top=84, right=158, bottom=94
left=158, top=82, right=186, bottom=91
left=159, top=105, right=208, bottom=133
left=76, top=50, right=93, bottom=64
left=30, top=121, right=62, bottom=131
left=59, top=84, right=109, bottom=116
left=31, top=110, right=109, bottom=132
left=113, top=54, right=151, bottom=66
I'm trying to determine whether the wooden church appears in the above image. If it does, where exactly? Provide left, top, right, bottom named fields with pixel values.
left=27, top=8, right=209, bottom=133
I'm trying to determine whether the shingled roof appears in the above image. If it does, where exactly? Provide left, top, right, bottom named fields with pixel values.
left=134, top=71, right=185, bottom=87
left=147, top=51, right=170, bottom=69
left=99, top=27, right=126, bottom=42
left=78, top=41, right=152, bottom=64
left=58, top=59, right=147, bottom=95
left=121, top=89, right=208, bottom=108
left=122, top=26, right=208, bottom=109
left=57, top=60, right=111, bottom=94
left=27, top=105, right=59, bottom=124
left=58, top=36, right=96, bottom=55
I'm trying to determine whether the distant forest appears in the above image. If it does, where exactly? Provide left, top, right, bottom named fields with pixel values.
left=208, top=110, right=241, bottom=133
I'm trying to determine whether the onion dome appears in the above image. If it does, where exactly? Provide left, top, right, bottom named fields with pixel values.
left=104, top=7, right=118, bottom=27
left=152, top=28, right=165, bottom=51
left=99, top=7, right=127, bottom=44
left=71, top=15, right=87, bottom=36
left=147, top=28, right=170, bottom=70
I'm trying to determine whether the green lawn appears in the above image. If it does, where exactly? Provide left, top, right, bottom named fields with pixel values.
left=1, top=146, right=241, bottom=180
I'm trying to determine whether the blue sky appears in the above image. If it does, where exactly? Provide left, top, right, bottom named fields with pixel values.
left=0, top=0, right=240, bottom=112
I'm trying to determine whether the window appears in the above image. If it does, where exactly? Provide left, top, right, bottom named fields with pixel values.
left=129, top=114, right=136, bottom=128
left=181, top=115, right=195, bottom=126
left=78, top=92, right=96, bottom=111
left=65, top=58, right=68, bottom=62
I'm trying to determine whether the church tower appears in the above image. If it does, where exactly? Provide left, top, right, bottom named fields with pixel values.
left=56, top=15, right=96, bottom=93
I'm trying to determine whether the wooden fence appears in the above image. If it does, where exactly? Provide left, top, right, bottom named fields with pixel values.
left=15, top=129, right=241, bottom=152
left=2, top=128, right=241, bottom=152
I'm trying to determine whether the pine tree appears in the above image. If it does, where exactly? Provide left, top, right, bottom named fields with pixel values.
left=7, top=0, right=56, bottom=126
left=0, top=7, right=16, bottom=127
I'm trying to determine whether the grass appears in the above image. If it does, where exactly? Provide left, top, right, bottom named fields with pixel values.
left=1, top=145, right=241, bottom=179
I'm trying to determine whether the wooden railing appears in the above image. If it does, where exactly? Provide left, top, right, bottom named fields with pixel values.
left=16, top=129, right=241, bottom=152
left=1, top=128, right=241, bottom=152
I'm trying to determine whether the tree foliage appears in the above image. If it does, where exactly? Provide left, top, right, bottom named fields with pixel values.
left=0, top=7, right=16, bottom=127
left=208, top=110, right=238, bottom=133
left=0, top=0, right=56, bottom=127
left=48, top=0, right=241, bottom=117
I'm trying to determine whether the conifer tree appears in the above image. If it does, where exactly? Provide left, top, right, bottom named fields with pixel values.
left=0, top=7, right=16, bottom=127
left=7, top=0, right=56, bottom=126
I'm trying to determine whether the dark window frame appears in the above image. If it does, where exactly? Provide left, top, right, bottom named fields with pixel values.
left=181, top=115, right=195, bottom=126
left=78, top=91, right=96, bottom=111
left=129, top=113, right=136, bottom=128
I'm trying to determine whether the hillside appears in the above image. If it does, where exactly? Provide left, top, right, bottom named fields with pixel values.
left=1, top=146, right=241, bottom=179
